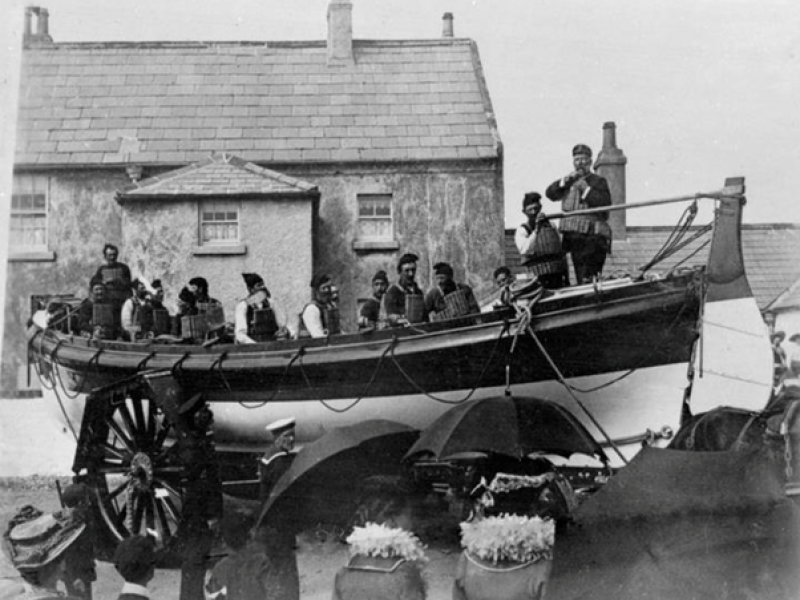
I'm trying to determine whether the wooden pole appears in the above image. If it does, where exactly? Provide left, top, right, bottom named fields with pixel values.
left=544, top=185, right=743, bottom=220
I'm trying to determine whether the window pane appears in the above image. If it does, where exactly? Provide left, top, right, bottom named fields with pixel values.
left=33, top=194, right=46, bottom=210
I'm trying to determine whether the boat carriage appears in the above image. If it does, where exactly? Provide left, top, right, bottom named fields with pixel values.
left=27, top=177, right=773, bottom=551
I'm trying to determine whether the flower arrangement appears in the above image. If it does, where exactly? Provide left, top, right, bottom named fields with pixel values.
left=346, top=523, right=427, bottom=563
left=460, top=514, right=555, bottom=565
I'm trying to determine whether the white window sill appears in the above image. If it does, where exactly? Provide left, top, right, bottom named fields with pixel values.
left=8, top=250, right=56, bottom=262
left=352, top=239, right=399, bottom=252
left=192, top=244, right=247, bottom=256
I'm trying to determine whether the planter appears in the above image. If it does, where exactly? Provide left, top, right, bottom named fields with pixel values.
left=333, top=555, right=426, bottom=600
left=453, top=551, right=552, bottom=600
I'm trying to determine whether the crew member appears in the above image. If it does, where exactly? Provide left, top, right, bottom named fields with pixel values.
left=485, top=266, right=513, bottom=311
left=384, top=253, right=426, bottom=326
left=74, top=282, right=109, bottom=337
left=188, top=277, right=221, bottom=311
left=235, top=273, right=287, bottom=344
left=546, top=144, right=612, bottom=284
left=89, top=244, right=132, bottom=314
left=358, top=270, right=389, bottom=329
left=299, top=274, right=339, bottom=338
left=424, top=262, right=480, bottom=321
left=121, top=280, right=149, bottom=341
left=259, top=417, right=298, bottom=503
left=515, top=192, right=569, bottom=289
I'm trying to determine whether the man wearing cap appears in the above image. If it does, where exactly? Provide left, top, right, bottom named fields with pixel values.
left=89, top=243, right=132, bottom=316
left=259, top=417, right=297, bottom=503
left=235, top=273, right=288, bottom=343
left=121, top=280, right=149, bottom=341
left=358, top=270, right=389, bottom=329
left=546, top=144, right=612, bottom=284
left=424, top=262, right=480, bottom=321
left=187, top=277, right=221, bottom=310
left=74, top=281, right=111, bottom=338
left=1, top=508, right=86, bottom=599
left=113, top=535, right=156, bottom=600
left=299, top=275, right=339, bottom=338
left=515, top=192, right=569, bottom=289
left=384, top=253, right=426, bottom=326
left=60, top=484, right=96, bottom=600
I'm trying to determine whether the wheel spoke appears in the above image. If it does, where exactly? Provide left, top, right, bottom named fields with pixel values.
left=107, top=480, right=129, bottom=502
left=162, top=496, right=182, bottom=524
left=132, top=493, right=146, bottom=535
left=117, top=403, right=138, bottom=445
left=154, top=420, right=172, bottom=452
left=95, top=464, right=130, bottom=475
left=132, top=397, right=147, bottom=442
left=154, top=495, right=173, bottom=541
left=146, top=401, right=157, bottom=445
left=100, top=443, right=128, bottom=462
left=107, top=419, right=135, bottom=455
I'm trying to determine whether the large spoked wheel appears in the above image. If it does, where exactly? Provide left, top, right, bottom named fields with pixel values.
left=86, top=390, right=185, bottom=551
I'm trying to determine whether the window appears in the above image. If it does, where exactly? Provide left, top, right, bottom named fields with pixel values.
left=199, top=200, right=239, bottom=245
left=11, top=174, right=48, bottom=250
left=357, top=194, right=393, bottom=241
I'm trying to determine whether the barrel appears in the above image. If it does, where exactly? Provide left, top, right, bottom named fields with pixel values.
left=250, top=308, right=278, bottom=342
left=152, top=309, right=171, bottom=337
left=443, top=289, right=470, bottom=319
left=181, top=314, right=209, bottom=342
left=405, top=294, right=425, bottom=324
left=204, top=304, right=226, bottom=330
left=325, top=307, right=341, bottom=335
left=92, top=303, right=117, bottom=340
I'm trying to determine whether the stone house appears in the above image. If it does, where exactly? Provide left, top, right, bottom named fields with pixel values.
left=3, top=2, right=504, bottom=394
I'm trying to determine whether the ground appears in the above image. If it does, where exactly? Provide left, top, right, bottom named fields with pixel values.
left=0, top=476, right=462, bottom=600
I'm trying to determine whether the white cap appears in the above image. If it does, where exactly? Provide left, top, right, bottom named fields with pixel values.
left=266, top=417, right=296, bottom=434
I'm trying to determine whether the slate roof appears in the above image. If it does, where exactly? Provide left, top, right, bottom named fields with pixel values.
left=16, top=39, right=499, bottom=167
left=504, top=223, right=800, bottom=310
left=770, top=278, right=800, bottom=312
left=117, top=153, right=318, bottom=200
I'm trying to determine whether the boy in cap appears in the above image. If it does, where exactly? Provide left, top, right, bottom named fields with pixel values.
left=113, top=535, right=156, bottom=600
left=384, top=253, right=426, bottom=326
left=515, top=192, right=569, bottom=289
left=60, top=483, right=96, bottom=600
left=358, top=270, right=389, bottom=329
left=235, top=273, right=288, bottom=343
left=545, top=144, right=612, bottom=284
left=259, top=417, right=297, bottom=503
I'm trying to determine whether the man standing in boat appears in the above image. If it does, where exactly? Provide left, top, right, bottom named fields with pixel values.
left=235, top=273, right=287, bottom=343
left=545, top=144, right=612, bottom=284
left=259, top=417, right=298, bottom=503
left=299, top=274, right=340, bottom=338
left=358, top=270, right=389, bottom=329
left=515, top=192, right=569, bottom=289
left=384, top=253, right=427, bottom=326
left=424, top=262, right=481, bottom=321
left=90, top=243, right=132, bottom=315
left=188, top=277, right=221, bottom=311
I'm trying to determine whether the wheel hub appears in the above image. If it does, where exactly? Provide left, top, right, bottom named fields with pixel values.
left=129, top=452, right=154, bottom=492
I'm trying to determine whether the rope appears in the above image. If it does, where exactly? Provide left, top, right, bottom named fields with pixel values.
left=51, top=376, right=80, bottom=442
left=209, top=351, right=232, bottom=395
left=238, top=347, right=307, bottom=409
left=638, top=201, right=700, bottom=273
left=52, top=346, right=104, bottom=400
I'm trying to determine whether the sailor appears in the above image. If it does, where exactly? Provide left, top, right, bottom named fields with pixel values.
left=358, top=270, right=389, bottom=329
left=235, top=273, right=288, bottom=344
left=89, top=244, right=132, bottom=315
left=485, top=266, right=513, bottom=311
left=113, top=535, right=156, bottom=600
left=147, top=279, right=171, bottom=337
left=514, top=192, right=569, bottom=289
left=299, top=274, right=340, bottom=338
left=424, top=262, right=480, bottom=321
left=74, top=281, right=109, bottom=337
left=259, top=417, right=297, bottom=503
left=545, top=144, right=612, bottom=284
left=187, top=277, right=221, bottom=311
left=384, top=253, right=426, bottom=326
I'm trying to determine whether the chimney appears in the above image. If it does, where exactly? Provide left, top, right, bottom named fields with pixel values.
left=327, top=0, right=353, bottom=66
left=442, top=13, right=454, bottom=37
left=595, top=122, right=628, bottom=241
left=24, top=6, right=53, bottom=46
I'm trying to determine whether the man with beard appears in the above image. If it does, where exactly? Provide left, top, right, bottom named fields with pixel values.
left=384, top=253, right=426, bottom=326
left=424, top=262, right=480, bottom=321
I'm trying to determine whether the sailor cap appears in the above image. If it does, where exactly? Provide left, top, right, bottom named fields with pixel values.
left=266, top=417, right=296, bottom=435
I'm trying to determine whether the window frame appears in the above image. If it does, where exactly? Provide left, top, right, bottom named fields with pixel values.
left=10, top=174, right=49, bottom=253
left=356, top=193, right=394, bottom=242
left=198, top=199, right=241, bottom=247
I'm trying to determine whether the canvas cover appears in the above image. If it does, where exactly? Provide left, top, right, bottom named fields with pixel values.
left=548, top=447, right=800, bottom=600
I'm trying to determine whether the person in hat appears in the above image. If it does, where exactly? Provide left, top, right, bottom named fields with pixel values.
left=120, top=279, right=150, bottom=341
left=384, top=253, right=426, bottom=326
left=73, top=281, right=111, bottom=338
left=515, top=192, right=569, bottom=289
left=424, top=262, right=480, bottom=322
left=545, top=144, right=612, bottom=284
left=486, top=266, right=513, bottom=311
left=235, top=273, right=288, bottom=344
left=299, top=274, right=339, bottom=338
left=187, top=277, right=221, bottom=310
left=59, top=484, right=96, bottom=600
left=358, top=270, right=389, bottom=329
left=2, top=508, right=86, bottom=599
left=259, top=417, right=297, bottom=503
left=113, top=535, right=156, bottom=600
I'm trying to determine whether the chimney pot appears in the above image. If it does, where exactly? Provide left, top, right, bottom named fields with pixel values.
left=23, top=6, right=53, bottom=45
left=327, top=0, right=354, bottom=66
left=442, top=13, right=454, bottom=37
left=595, top=121, right=628, bottom=241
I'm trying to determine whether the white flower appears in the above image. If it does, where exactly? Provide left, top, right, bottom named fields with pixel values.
left=460, top=514, right=555, bottom=564
left=346, top=523, right=427, bottom=563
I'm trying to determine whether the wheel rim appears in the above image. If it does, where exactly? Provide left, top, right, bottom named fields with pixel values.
left=89, top=393, right=184, bottom=549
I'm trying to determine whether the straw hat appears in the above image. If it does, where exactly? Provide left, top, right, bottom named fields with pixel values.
left=7, top=512, right=85, bottom=573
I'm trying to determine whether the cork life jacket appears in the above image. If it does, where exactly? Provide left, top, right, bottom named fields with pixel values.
left=246, top=297, right=278, bottom=342
left=559, top=176, right=613, bottom=244
left=520, top=222, right=567, bottom=276
left=297, top=300, right=341, bottom=338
